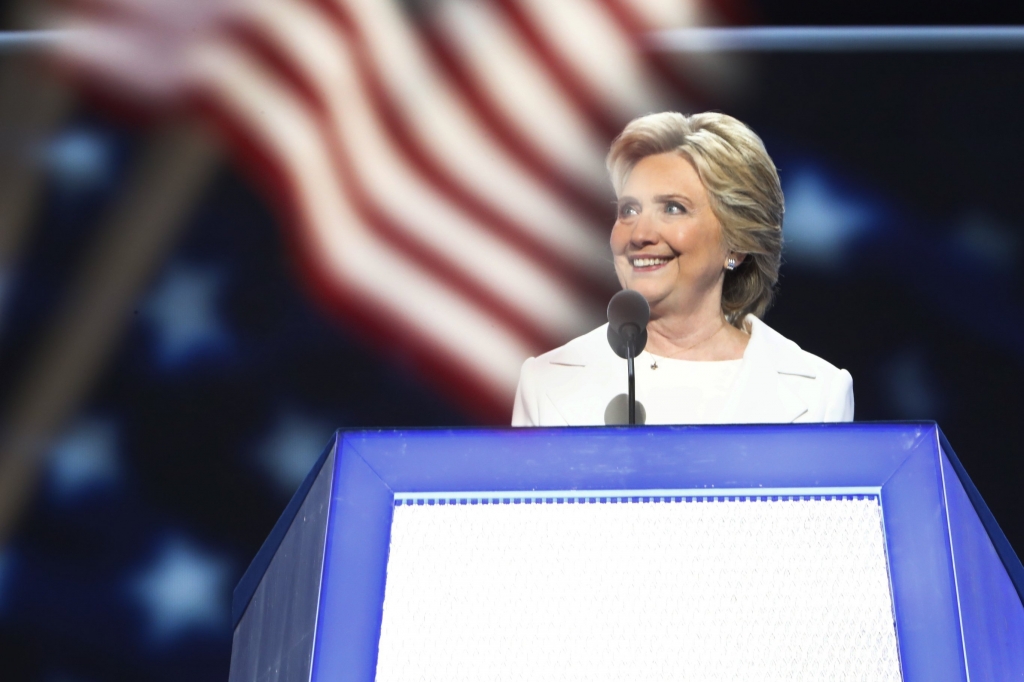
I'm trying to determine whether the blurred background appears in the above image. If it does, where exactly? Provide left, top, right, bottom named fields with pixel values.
left=1, top=0, right=1024, bottom=679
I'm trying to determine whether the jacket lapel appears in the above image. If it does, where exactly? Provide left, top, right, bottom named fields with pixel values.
left=540, top=326, right=625, bottom=426
left=717, top=316, right=812, bottom=424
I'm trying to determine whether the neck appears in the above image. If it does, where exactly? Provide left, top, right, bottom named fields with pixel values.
left=645, top=293, right=748, bottom=361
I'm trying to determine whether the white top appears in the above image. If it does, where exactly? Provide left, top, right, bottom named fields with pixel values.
left=635, top=352, right=743, bottom=425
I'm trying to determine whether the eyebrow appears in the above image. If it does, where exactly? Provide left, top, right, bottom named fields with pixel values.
left=653, top=193, right=691, bottom=204
left=615, top=193, right=694, bottom=206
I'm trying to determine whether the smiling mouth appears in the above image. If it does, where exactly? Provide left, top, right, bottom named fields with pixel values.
left=630, top=256, right=673, bottom=269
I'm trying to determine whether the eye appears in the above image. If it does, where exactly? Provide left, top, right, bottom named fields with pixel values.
left=664, top=201, right=686, bottom=215
left=617, top=202, right=639, bottom=219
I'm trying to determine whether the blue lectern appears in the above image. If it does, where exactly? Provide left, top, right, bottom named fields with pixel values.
left=228, top=423, right=1024, bottom=681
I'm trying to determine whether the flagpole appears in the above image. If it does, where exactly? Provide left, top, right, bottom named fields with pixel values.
left=0, top=54, right=74, bottom=305
left=0, top=29, right=77, bottom=51
left=649, top=26, right=1024, bottom=53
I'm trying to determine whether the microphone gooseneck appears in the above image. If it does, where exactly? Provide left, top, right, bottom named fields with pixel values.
left=606, top=290, right=650, bottom=425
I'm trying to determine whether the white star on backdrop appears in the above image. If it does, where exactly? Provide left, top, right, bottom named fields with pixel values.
left=258, top=411, right=334, bottom=496
left=131, top=537, right=232, bottom=642
left=47, top=418, right=120, bottom=499
left=143, top=264, right=230, bottom=367
left=42, top=127, right=114, bottom=193
left=782, top=169, right=876, bottom=266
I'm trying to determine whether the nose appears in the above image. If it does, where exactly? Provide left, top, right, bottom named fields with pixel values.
left=629, top=210, right=659, bottom=247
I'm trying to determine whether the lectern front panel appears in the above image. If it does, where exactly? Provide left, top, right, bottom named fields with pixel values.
left=377, top=492, right=901, bottom=681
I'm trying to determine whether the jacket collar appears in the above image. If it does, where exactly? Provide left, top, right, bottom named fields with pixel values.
left=541, top=315, right=815, bottom=425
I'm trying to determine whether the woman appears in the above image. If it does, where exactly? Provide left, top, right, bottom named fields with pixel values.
left=512, top=111, right=853, bottom=426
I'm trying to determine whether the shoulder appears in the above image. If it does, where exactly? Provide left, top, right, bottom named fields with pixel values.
left=745, top=316, right=854, bottom=421
left=518, top=323, right=617, bottom=398
left=513, top=324, right=621, bottom=426
left=746, top=316, right=843, bottom=379
left=532, top=323, right=616, bottom=368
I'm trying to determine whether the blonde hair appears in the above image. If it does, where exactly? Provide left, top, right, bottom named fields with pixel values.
left=606, top=111, right=784, bottom=326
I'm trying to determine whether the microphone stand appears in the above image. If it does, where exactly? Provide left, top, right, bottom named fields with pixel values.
left=627, top=338, right=636, bottom=425
left=606, top=289, right=649, bottom=426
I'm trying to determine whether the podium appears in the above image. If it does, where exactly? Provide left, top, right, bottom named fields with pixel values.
left=229, top=423, right=1024, bottom=681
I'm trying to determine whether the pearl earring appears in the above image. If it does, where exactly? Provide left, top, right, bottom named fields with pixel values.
left=726, top=258, right=737, bottom=271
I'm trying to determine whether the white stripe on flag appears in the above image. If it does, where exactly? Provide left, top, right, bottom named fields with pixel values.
left=620, top=0, right=706, bottom=30
left=54, top=15, right=186, bottom=100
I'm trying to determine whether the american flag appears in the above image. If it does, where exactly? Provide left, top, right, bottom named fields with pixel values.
left=51, top=0, right=729, bottom=420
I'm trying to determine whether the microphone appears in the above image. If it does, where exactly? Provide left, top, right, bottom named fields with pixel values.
left=607, top=289, right=650, bottom=359
left=606, top=290, right=650, bottom=425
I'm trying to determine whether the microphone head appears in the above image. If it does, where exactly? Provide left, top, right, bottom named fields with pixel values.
left=606, top=289, right=650, bottom=359
left=607, top=289, right=650, bottom=331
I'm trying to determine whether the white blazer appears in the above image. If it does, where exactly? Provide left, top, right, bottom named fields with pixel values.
left=512, top=315, right=853, bottom=426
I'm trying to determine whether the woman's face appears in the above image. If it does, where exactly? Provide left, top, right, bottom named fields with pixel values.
left=611, top=152, right=731, bottom=316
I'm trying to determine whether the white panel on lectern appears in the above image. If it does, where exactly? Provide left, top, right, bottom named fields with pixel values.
left=377, top=494, right=901, bottom=682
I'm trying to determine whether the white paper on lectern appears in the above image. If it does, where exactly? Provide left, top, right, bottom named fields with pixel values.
left=377, top=497, right=902, bottom=681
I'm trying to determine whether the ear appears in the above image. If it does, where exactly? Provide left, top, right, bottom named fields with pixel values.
left=725, top=253, right=747, bottom=270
